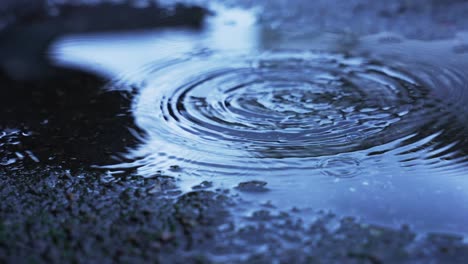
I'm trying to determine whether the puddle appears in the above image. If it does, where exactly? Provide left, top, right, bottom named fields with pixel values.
left=51, top=6, right=468, bottom=235
left=0, top=128, right=39, bottom=166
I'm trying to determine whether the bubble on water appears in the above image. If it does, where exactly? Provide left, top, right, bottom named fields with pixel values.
left=319, top=157, right=361, bottom=178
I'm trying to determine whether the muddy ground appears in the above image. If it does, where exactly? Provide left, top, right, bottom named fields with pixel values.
left=1, top=1, right=468, bottom=263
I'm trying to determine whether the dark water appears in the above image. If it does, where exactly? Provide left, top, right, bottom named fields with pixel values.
left=51, top=8, right=468, bottom=234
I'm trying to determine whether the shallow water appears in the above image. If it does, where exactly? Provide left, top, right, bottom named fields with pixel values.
left=52, top=7, right=468, bottom=235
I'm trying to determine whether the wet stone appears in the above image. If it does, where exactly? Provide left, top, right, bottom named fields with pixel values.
left=453, top=44, right=468, bottom=53
left=146, top=176, right=177, bottom=194
left=248, top=210, right=275, bottom=221
left=235, top=180, right=269, bottom=193
left=192, top=181, right=213, bottom=190
left=169, top=165, right=182, bottom=172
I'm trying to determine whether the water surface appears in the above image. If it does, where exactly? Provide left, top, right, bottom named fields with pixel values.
left=51, top=7, right=468, bottom=235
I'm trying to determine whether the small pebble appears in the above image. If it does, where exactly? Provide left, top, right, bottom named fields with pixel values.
left=235, top=180, right=269, bottom=193
left=192, top=181, right=213, bottom=190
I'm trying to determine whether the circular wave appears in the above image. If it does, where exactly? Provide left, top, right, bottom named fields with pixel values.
left=117, top=51, right=467, bottom=177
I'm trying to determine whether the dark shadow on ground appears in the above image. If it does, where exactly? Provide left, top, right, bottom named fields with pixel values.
left=0, top=69, right=138, bottom=168
left=0, top=1, right=207, bottom=168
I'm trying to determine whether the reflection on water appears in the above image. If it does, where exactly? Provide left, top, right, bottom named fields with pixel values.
left=114, top=51, right=467, bottom=174
left=0, top=129, right=38, bottom=166
left=52, top=7, right=468, bottom=235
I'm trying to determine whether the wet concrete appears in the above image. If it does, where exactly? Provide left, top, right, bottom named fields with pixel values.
left=2, top=1, right=468, bottom=263
left=2, top=166, right=468, bottom=263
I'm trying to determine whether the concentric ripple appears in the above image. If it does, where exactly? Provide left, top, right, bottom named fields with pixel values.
left=117, top=51, right=468, bottom=177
